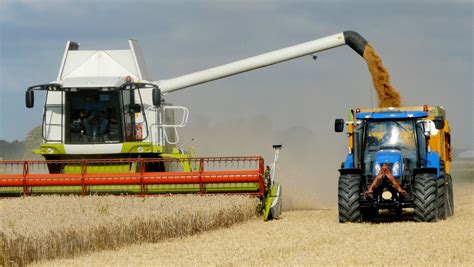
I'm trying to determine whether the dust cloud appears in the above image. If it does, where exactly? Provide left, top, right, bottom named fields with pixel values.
left=179, top=116, right=340, bottom=210
left=363, top=44, right=401, bottom=107
left=159, top=42, right=404, bottom=211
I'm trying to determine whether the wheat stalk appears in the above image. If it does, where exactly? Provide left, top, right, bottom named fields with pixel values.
left=0, top=195, right=258, bottom=266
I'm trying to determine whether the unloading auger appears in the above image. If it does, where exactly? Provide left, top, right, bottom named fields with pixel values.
left=1, top=31, right=370, bottom=220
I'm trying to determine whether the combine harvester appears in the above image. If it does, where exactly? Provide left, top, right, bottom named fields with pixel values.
left=0, top=31, right=370, bottom=220
left=335, top=106, right=454, bottom=222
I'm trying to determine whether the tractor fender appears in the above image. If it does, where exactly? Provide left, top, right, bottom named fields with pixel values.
left=344, top=154, right=354, bottom=168
left=413, top=167, right=438, bottom=177
left=426, top=152, right=441, bottom=177
left=338, top=168, right=364, bottom=176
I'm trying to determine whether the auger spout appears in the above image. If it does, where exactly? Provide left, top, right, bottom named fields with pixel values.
left=343, top=30, right=368, bottom=57
left=155, top=31, right=368, bottom=94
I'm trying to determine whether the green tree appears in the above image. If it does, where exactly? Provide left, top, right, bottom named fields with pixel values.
left=0, top=140, right=25, bottom=160
left=23, top=125, right=43, bottom=159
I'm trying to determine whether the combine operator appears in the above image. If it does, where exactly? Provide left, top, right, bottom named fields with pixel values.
left=83, top=95, right=109, bottom=139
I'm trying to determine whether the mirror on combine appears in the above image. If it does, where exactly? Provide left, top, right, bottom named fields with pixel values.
left=25, top=90, right=34, bottom=108
left=433, top=116, right=445, bottom=130
left=153, top=88, right=161, bottom=106
left=334, top=119, right=345, bottom=132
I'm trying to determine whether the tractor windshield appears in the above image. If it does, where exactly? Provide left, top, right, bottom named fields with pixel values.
left=363, top=120, right=417, bottom=176
left=367, top=120, right=416, bottom=149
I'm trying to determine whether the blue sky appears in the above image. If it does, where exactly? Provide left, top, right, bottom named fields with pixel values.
left=0, top=0, right=472, bottom=149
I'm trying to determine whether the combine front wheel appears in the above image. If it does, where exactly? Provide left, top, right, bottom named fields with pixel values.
left=338, top=174, right=362, bottom=223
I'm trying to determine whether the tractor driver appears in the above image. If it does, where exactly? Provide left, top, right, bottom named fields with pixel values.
left=83, top=95, right=109, bottom=137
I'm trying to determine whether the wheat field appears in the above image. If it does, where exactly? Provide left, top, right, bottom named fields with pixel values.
left=35, top=181, right=473, bottom=266
left=2, top=161, right=473, bottom=266
left=33, top=161, right=474, bottom=266
left=0, top=195, right=258, bottom=266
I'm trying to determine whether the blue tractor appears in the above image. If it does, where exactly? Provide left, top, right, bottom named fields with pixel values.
left=335, top=106, right=454, bottom=222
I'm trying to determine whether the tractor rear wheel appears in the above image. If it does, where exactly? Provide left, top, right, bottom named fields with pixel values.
left=413, top=173, right=438, bottom=222
left=338, top=174, right=362, bottom=223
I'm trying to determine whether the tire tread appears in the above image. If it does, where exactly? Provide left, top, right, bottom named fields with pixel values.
left=338, top=174, right=362, bottom=223
left=413, top=173, right=438, bottom=222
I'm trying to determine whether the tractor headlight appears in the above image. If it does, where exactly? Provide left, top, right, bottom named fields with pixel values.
left=382, top=190, right=393, bottom=200
left=374, top=163, right=381, bottom=175
left=392, top=161, right=400, bottom=176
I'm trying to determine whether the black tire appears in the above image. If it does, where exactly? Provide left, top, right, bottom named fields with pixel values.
left=437, top=176, right=446, bottom=220
left=440, top=160, right=446, bottom=176
left=413, top=173, right=438, bottom=222
left=338, top=174, right=362, bottom=223
left=446, top=174, right=454, bottom=217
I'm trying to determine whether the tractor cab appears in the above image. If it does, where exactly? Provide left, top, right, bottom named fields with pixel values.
left=356, top=117, right=425, bottom=181
left=336, top=109, right=441, bottom=180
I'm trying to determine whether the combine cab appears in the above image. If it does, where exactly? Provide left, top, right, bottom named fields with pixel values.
left=335, top=106, right=454, bottom=222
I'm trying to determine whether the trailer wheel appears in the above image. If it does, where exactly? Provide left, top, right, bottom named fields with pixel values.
left=446, top=174, right=454, bottom=217
left=437, top=176, right=446, bottom=220
left=338, top=174, right=362, bottom=223
left=413, top=173, right=438, bottom=222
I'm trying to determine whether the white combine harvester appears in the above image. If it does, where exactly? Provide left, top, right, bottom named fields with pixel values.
left=1, top=31, right=369, bottom=220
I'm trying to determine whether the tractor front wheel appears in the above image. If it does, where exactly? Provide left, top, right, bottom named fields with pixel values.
left=338, top=174, right=362, bottom=223
left=413, top=173, right=438, bottom=222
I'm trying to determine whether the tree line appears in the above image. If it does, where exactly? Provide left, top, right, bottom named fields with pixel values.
left=0, top=126, right=42, bottom=160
